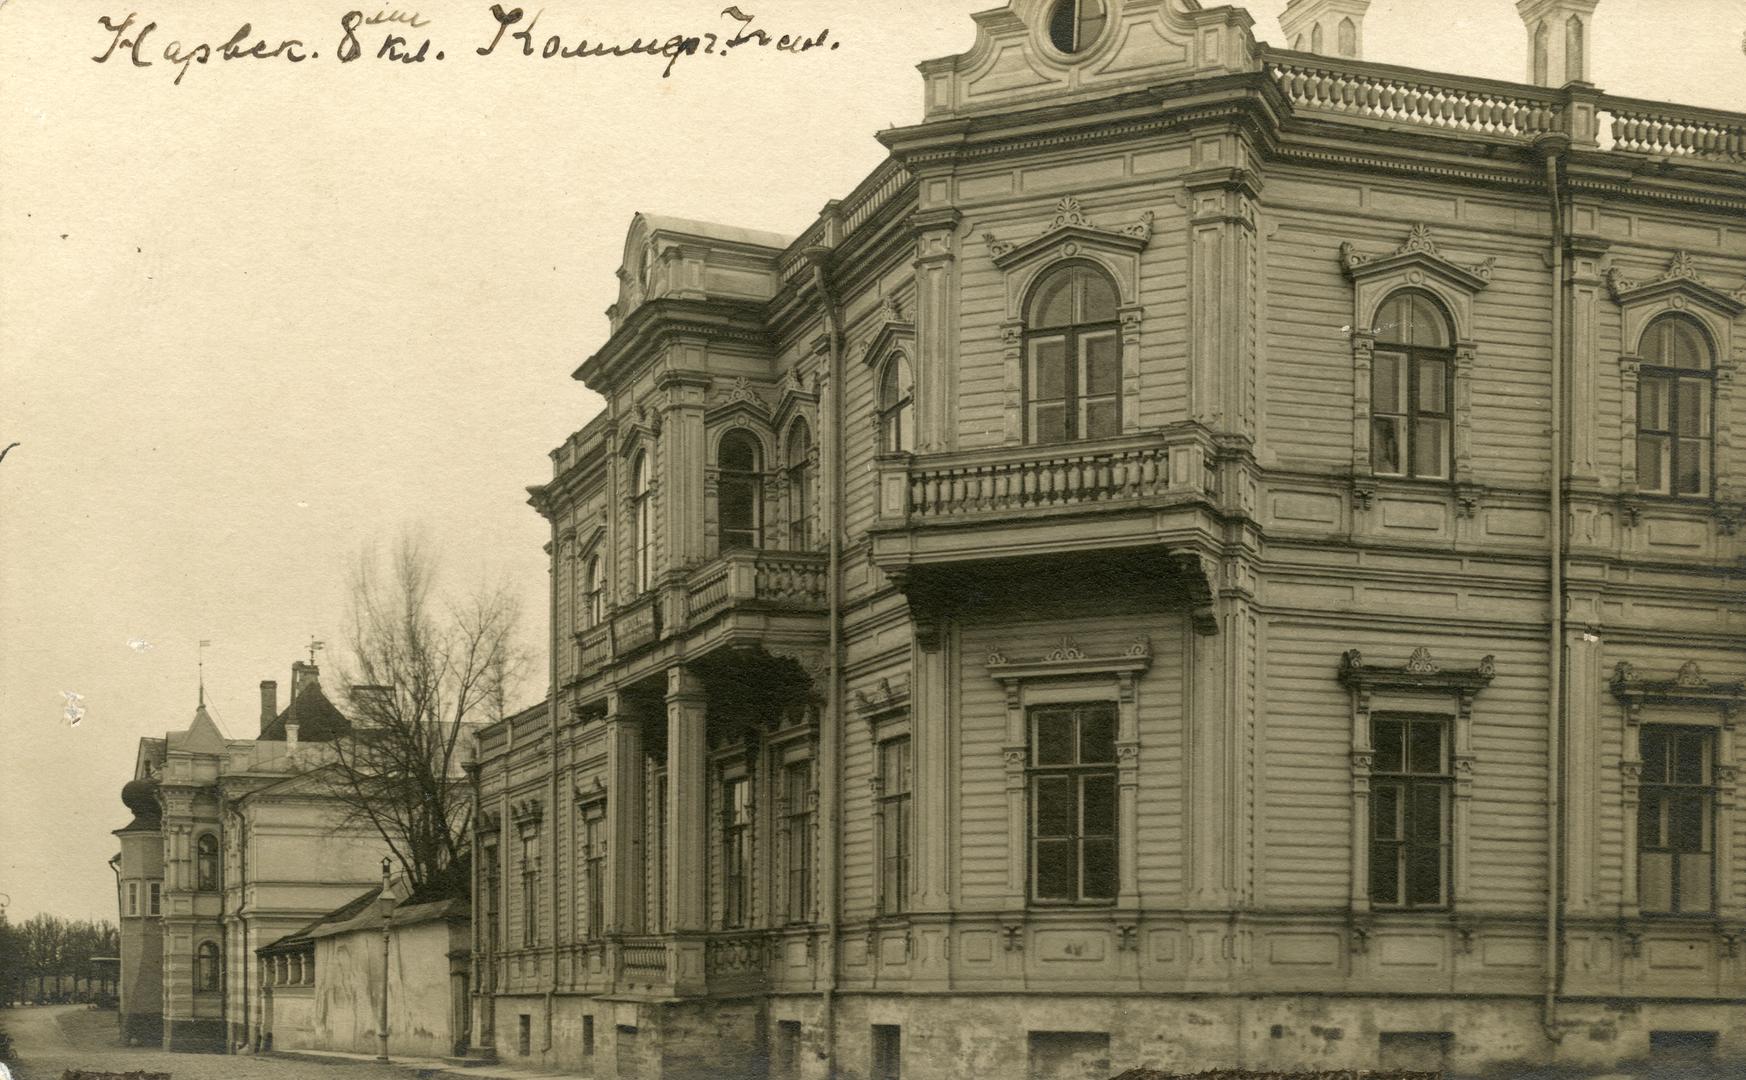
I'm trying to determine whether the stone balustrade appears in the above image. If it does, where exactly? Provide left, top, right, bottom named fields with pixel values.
left=1266, top=54, right=1566, bottom=139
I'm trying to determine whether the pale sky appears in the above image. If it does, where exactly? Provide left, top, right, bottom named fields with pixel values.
left=2, top=0, right=1740, bottom=924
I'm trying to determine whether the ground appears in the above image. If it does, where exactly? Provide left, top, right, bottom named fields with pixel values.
left=1, top=1005, right=411, bottom=1080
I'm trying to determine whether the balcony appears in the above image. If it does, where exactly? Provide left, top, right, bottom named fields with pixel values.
left=684, top=549, right=827, bottom=624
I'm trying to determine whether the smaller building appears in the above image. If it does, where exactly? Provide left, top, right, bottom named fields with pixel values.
left=258, top=877, right=471, bottom=1060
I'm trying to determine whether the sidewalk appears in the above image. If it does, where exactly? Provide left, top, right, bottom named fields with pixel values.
left=269, top=1048, right=584, bottom=1080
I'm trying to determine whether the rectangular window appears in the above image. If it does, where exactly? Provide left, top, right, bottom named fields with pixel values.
left=1028, top=336, right=1068, bottom=444
left=871, top=1024, right=902, bottom=1080
left=722, top=774, right=751, bottom=929
left=878, top=737, right=912, bottom=916
left=1029, top=703, right=1118, bottom=904
left=517, top=1014, right=531, bottom=1057
left=1371, top=350, right=1450, bottom=480
left=583, top=812, right=606, bottom=939
left=520, top=832, right=540, bottom=948
left=1638, top=372, right=1712, bottom=495
left=1078, top=330, right=1120, bottom=439
left=1369, top=715, right=1451, bottom=909
left=1639, top=727, right=1715, bottom=914
left=583, top=1015, right=595, bottom=1057
left=126, top=882, right=139, bottom=916
left=653, top=771, right=669, bottom=933
left=784, top=761, right=813, bottom=923
left=148, top=882, right=161, bottom=916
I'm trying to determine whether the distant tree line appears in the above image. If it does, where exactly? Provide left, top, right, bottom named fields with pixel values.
left=0, top=914, right=119, bottom=1005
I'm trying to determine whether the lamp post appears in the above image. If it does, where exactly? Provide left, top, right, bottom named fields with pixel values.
left=376, top=856, right=392, bottom=1063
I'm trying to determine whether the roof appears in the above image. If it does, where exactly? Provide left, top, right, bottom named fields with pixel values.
left=259, top=679, right=351, bottom=743
left=166, top=704, right=227, bottom=754
left=257, top=881, right=468, bottom=956
left=637, top=212, right=792, bottom=252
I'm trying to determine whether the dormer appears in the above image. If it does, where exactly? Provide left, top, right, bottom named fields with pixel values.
left=915, top=0, right=1258, bottom=121
left=609, top=213, right=792, bottom=336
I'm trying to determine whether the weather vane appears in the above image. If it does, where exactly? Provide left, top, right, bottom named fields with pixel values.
left=198, top=639, right=212, bottom=706
left=308, top=636, right=326, bottom=665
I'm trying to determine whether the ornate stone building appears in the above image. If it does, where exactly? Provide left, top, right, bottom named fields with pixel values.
left=470, top=0, right=1745, bottom=1076
left=113, top=662, right=389, bottom=1052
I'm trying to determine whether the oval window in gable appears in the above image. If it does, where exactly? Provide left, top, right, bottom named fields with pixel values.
left=1048, top=0, right=1108, bottom=55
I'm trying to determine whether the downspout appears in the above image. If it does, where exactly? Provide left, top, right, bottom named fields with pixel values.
left=1537, top=137, right=1569, bottom=1044
left=546, top=513, right=560, bottom=1055
left=805, top=247, right=845, bottom=1079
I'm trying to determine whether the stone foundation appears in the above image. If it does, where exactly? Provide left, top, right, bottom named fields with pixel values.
left=118, top=1010, right=162, bottom=1048
left=162, top=1017, right=226, bottom=1053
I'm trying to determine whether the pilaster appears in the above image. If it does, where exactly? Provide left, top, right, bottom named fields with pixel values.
left=656, top=366, right=712, bottom=569
left=1566, top=235, right=1610, bottom=485
left=912, top=617, right=954, bottom=912
left=1564, top=627, right=1603, bottom=916
left=603, top=695, right=645, bottom=935
left=666, top=667, right=709, bottom=934
left=1183, top=168, right=1259, bottom=436
left=911, top=207, right=962, bottom=453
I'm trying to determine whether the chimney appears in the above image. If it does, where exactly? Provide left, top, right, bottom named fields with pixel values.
left=259, top=681, right=277, bottom=734
left=1280, top=0, right=1369, bottom=59
left=291, top=661, right=320, bottom=701
left=1517, top=0, right=1598, bottom=87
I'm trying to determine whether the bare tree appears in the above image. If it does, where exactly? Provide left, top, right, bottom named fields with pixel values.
left=326, top=531, right=532, bottom=891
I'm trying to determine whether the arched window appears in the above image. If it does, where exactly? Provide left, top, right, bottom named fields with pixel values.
left=786, top=419, right=814, bottom=550
left=1337, top=17, right=1356, bottom=57
left=195, top=941, right=221, bottom=992
left=1311, top=23, right=1323, bottom=54
left=584, top=555, right=604, bottom=628
left=196, top=833, right=220, bottom=892
left=1564, top=16, right=1584, bottom=83
left=1636, top=315, right=1714, bottom=496
left=1024, top=262, right=1121, bottom=444
left=1533, top=21, right=1550, bottom=85
left=718, top=431, right=762, bottom=552
left=878, top=355, right=916, bottom=454
left=631, top=453, right=653, bottom=593
left=1047, top=0, right=1106, bottom=54
left=1370, top=291, right=1454, bottom=480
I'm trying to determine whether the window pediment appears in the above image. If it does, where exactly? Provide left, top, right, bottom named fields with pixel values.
left=984, top=196, right=1153, bottom=281
left=1611, top=660, right=1743, bottom=726
left=1339, top=647, right=1496, bottom=701
left=1339, top=224, right=1494, bottom=315
left=1605, top=252, right=1746, bottom=321
left=705, top=378, right=773, bottom=427
left=986, top=635, right=1153, bottom=683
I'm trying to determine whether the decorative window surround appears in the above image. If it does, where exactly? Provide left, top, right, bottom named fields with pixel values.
left=854, top=675, right=912, bottom=731
left=1338, top=647, right=1495, bottom=913
left=987, top=636, right=1151, bottom=908
left=1339, top=224, right=1492, bottom=495
left=1611, top=660, right=1741, bottom=919
left=983, top=197, right=1152, bottom=445
left=1604, top=252, right=1742, bottom=505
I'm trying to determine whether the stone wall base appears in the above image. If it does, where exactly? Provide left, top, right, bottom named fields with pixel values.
left=162, top=1017, right=227, bottom=1054
left=119, top=1010, right=162, bottom=1048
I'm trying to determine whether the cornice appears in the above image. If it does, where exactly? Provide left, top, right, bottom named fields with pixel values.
left=574, top=298, right=773, bottom=393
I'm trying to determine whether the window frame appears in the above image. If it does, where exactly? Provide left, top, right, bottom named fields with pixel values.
left=721, top=770, right=752, bottom=930
left=785, top=419, right=814, bottom=550
left=782, top=758, right=814, bottom=924
left=1633, top=314, right=1715, bottom=499
left=195, top=940, right=221, bottom=993
left=1044, top=0, right=1107, bottom=56
left=1368, top=290, right=1455, bottom=482
left=630, top=452, right=653, bottom=594
left=877, top=353, right=916, bottom=456
left=519, top=829, right=540, bottom=949
left=580, top=802, right=607, bottom=940
left=196, top=832, right=220, bottom=892
left=716, top=429, right=764, bottom=553
left=126, top=881, right=139, bottom=916
left=1367, top=713, right=1453, bottom=911
left=876, top=734, right=913, bottom=917
left=1026, top=701, right=1119, bottom=906
left=1021, top=262, right=1123, bottom=446
left=1636, top=725, right=1717, bottom=916
left=148, top=881, right=161, bottom=916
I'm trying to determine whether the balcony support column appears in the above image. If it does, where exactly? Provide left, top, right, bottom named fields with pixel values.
left=603, top=693, right=645, bottom=939
left=666, top=665, right=710, bottom=992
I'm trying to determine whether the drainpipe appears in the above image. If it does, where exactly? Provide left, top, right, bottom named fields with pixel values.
left=547, top=513, right=561, bottom=1055
left=805, top=246, right=845, bottom=1078
left=1536, top=135, right=1570, bottom=1044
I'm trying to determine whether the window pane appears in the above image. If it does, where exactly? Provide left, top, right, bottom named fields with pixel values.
left=1034, top=710, right=1074, bottom=765
left=1637, top=436, right=1668, bottom=492
left=1082, top=836, right=1116, bottom=899
left=1411, top=784, right=1445, bottom=846
left=1376, top=295, right=1408, bottom=344
left=1676, top=853, right=1712, bottom=913
left=1638, top=378, right=1669, bottom=430
left=1408, top=722, right=1443, bottom=774
left=1370, top=842, right=1400, bottom=905
left=1372, top=785, right=1402, bottom=841
left=1639, top=851, right=1673, bottom=913
left=1668, top=794, right=1706, bottom=852
left=1406, top=294, right=1449, bottom=347
left=895, top=403, right=915, bottom=454
left=1673, top=734, right=1707, bottom=785
left=1676, top=380, right=1707, bottom=433
left=1407, top=845, right=1443, bottom=906
left=1642, top=730, right=1669, bottom=784
left=1372, top=416, right=1405, bottom=475
left=1372, top=353, right=1407, bottom=412
left=1413, top=418, right=1449, bottom=479
left=1033, top=275, right=1075, bottom=328
left=1373, top=720, right=1404, bottom=773
left=1032, top=403, right=1066, bottom=445
left=1081, top=775, right=1116, bottom=836
left=1034, top=776, right=1075, bottom=836
left=1082, top=398, right=1119, bottom=440
left=1417, top=358, right=1448, bottom=413
left=1078, top=707, right=1116, bottom=764
left=1035, top=838, right=1075, bottom=900
left=1076, top=0, right=1110, bottom=56
left=1082, top=332, right=1119, bottom=396
left=719, top=476, right=757, bottom=549
left=1675, top=439, right=1706, bottom=495
left=1031, top=338, right=1067, bottom=399
left=1075, top=268, right=1117, bottom=322
left=1638, top=796, right=1664, bottom=850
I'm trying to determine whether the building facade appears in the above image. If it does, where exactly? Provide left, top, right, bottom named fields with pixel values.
left=471, top=0, right=1746, bottom=1076
left=113, top=662, right=389, bottom=1052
